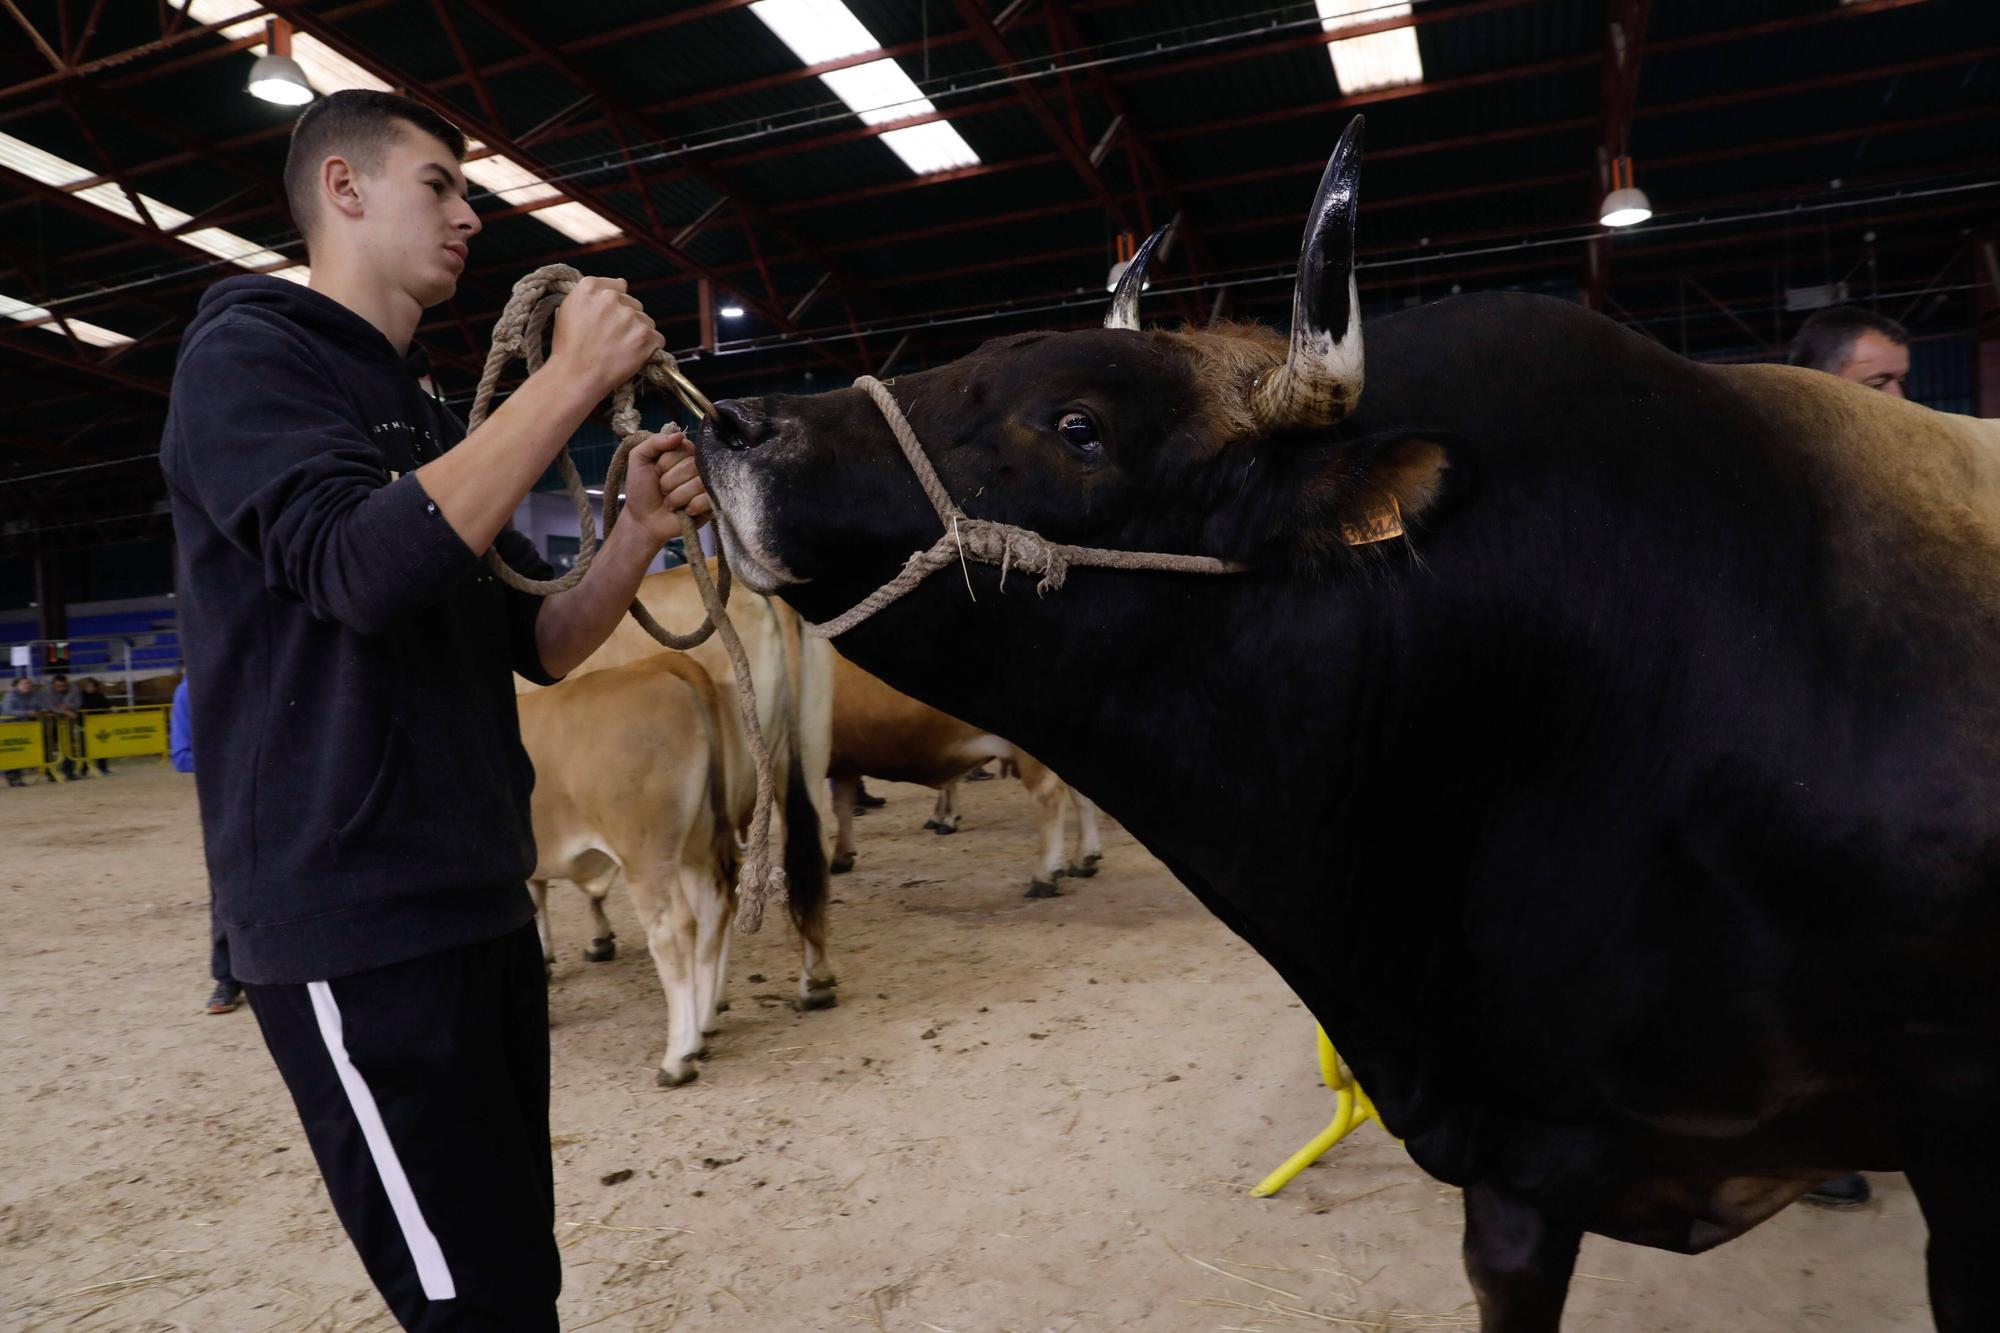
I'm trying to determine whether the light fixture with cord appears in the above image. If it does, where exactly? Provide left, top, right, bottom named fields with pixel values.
left=248, top=18, right=314, bottom=106
left=1599, top=154, right=1652, bottom=228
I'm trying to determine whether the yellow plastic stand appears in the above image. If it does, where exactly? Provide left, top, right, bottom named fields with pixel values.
left=1250, top=1026, right=1386, bottom=1197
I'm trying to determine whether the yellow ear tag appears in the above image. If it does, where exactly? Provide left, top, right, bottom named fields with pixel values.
left=1340, top=494, right=1404, bottom=546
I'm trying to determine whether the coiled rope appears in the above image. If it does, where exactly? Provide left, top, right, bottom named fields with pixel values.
left=469, top=264, right=785, bottom=932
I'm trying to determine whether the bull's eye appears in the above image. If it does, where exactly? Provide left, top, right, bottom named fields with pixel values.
left=1056, top=411, right=1101, bottom=453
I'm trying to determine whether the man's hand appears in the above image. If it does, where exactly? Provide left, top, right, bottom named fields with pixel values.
left=547, top=276, right=664, bottom=403
left=619, top=427, right=713, bottom=549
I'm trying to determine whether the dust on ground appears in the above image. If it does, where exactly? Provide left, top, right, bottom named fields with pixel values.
left=1, top=766, right=1928, bottom=1330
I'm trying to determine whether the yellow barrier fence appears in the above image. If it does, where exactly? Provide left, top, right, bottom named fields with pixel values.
left=0, top=717, right=56, bottom=781
left=63, top=706, right=171, bottom=765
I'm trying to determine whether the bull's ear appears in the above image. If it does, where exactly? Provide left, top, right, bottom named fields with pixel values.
left=1267, top=427, right=1467, bottom=571
left=1334, top=428, right=1461, bottom=545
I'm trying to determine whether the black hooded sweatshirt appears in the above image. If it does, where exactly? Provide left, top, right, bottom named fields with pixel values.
left=162, top=276, right=559, bottom=985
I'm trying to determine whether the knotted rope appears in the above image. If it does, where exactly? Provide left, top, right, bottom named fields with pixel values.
left=803, top=376, right=1247, bottom=639
left=470, top=264, right=786, bottom=932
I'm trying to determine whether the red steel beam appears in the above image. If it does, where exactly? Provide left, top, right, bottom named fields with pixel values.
left=449, top=0, right=880, bottom=368
left=262, top=1, right=850, bottom=376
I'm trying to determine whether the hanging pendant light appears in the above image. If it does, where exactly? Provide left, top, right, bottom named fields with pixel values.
left=1599, top=154, right=1652, bottom=228
left=248, top=18, right=314, bottom=107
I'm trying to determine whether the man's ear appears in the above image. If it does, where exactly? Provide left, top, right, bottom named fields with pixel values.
left=321, top=155, right=365, bottom=222
left=1264, top=427, right=1470, bottom=573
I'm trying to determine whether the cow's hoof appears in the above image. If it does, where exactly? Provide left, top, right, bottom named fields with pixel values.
left=1025, top=880, right=1062, bottom=899
left=931, top=823, right=957, bottom=836
left=584, top=936, right=617, bottom=963
left=794, top=989, right=839, bottom=1011
left=830, top=852, right=856, bottom=874
left=921, top=819, right=941, bottom=831
left=1066, top=860, right=1099, bottom=879
left=656, top=1064, right=699, bottom=1088
left=716, top=1000, right=731, bottom=1012
left=807, top=974, right=838, bottom=991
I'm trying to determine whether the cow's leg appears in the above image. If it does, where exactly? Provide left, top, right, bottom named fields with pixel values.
left=1068, top=791, right=1104, bottom=878
left=626, top=871, right=702, bottom=1087
left=578, top=864, right=619, bottom=963
left=1014, top=754, right=1069, bottom=898
left=925, top=780, right=961, bottom=834
left=527, top=879, right=555, bottom=969
left=829, top=775, right=858, bottom=874
left=1461, top=1181, right=1581, bottom=1333
left=688, top=865, right=735, bottom=1042
left=1903, top=1101, right=2000, bottom=1332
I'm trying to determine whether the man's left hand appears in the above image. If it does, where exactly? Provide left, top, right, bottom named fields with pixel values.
left=620, top=427, right=713, bottom=548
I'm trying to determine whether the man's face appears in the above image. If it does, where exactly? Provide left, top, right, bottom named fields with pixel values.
left=1836, top=330, right=1910, bottom=399
left=12, top=679, right=30, bottom=695
left=349, top=125, right=481, bottom=309
left=49, top=678, right=68, bottom=693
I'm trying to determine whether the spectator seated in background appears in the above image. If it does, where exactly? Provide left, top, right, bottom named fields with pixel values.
left=3, top=676, right=39, bottom=787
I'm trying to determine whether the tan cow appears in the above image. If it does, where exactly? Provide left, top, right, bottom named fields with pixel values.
left=519, top=654, right=742, bottom=1086
left=830, top=654, right=1102, bottom=898
left=518, top=562, right=836, bottom=1084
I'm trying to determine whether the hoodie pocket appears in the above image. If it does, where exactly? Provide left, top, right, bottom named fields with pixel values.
left=331, top=718, right=405, bottom=853
left=328, top=706, right=536, bottom=882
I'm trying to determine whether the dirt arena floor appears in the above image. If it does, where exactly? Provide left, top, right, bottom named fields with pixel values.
left=2, top=764, right=1933, bottom=1331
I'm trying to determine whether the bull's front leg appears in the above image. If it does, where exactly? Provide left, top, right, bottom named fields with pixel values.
left=1461, top=1181, right=1581, bottom=1333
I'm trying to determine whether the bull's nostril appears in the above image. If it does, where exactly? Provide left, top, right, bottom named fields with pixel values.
left=712, top=399, right=768, bottom=450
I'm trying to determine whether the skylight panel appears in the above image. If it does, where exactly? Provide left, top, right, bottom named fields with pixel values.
left=74, top=182, right=192, bottom=230
left=0, top=129, right=301, bottom=279
left=746, top=0, right=878, bottom=64
left=460, top=151, right=563, bottom=208
left=750, top=0, right=981, bottom=176
left=880, top=122, right=981, bottom=175
left=181, top=4, right=618, bottom=244
left=820, top=58, right=931, bottom=126
left=0, top=132, right=92, bottom=186
left=530, top=202, right=627, bottom=245
left=0, top=293, right=133, bottom=348
left=1315, top=0, right=1425, bottom=94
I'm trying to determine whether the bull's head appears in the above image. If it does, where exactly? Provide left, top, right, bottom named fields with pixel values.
left=696, top=116, right=1450, bottom=620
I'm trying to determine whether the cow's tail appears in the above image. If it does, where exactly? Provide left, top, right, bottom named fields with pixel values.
left=778, top=619, right=830, bottom=957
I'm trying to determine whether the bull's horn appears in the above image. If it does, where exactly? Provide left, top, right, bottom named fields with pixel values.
left=1103, top=225, right=1170, bottom=332
left=1252, top=116, right=1365, bottom=429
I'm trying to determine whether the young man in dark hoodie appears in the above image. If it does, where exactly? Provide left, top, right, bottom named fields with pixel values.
left=161, top=90, right=710, bottom=1330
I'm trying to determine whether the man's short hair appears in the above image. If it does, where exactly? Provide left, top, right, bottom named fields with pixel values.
left=50, top=674, right=66, bottom=684
left=1788, top=305, right=1910, bottom=375
left=283, top=90, right=467, bottom=252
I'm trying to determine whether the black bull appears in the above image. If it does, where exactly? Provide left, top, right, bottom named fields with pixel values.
left=692, top=142, right=2000, bottom=1332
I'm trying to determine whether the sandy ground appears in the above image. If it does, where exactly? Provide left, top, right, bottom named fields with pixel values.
left=1, top=764, right=1935, bottom=1332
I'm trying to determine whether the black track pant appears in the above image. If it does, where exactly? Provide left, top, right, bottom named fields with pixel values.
left=245, top=922, right=559, bottom=1331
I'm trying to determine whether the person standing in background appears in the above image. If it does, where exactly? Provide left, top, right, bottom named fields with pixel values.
left=171, top=676, right=239, bottom=1014
left=77, top=676, right=113, bottom=776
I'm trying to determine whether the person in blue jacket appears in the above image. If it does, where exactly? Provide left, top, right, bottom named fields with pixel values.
left=161, top=90, right=708, bottom=1331
left=171, top=676, right=241, bottom=1014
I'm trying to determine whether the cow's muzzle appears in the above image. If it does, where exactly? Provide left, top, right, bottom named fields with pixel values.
left=707, top=398, right=774, bottom=450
